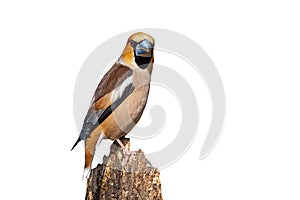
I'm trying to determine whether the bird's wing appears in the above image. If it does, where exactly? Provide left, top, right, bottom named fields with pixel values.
left=71, top=63, right=133, bottom=150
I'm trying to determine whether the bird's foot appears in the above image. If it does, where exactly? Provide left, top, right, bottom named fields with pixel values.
left=122, top=149, right=137, bottom=165
left=122, top=148, right=137, bottom=156
left=116, top=139, right=136, bottom=165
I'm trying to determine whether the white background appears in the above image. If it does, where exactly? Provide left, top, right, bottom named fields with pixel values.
left=1, top=1, right=300, bottom=199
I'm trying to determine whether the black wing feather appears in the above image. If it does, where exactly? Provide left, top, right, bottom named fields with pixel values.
left=71, top=82, right=134, bottom=150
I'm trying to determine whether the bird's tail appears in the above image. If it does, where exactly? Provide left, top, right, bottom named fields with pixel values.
left=71, top=137, right=81, bottom=151
left=83, top=167, right=91, bottom=179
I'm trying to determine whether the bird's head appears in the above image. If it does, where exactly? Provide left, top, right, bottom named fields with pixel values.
left=119, top=32, right=154, bottom=70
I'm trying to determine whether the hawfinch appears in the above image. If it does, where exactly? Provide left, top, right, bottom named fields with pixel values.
left=71, top=32, right=155, bottom=178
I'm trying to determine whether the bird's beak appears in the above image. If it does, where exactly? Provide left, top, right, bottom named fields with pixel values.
left=135, top=40, right=153, bottom=57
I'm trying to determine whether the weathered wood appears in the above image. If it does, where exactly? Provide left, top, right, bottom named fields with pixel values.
left=85, top=137, right=163, bottom=200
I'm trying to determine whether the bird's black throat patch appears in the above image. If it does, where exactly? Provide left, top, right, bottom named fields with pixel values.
left=135, top=56, right=152, bottom=69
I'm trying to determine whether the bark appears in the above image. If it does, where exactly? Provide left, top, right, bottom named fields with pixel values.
left=85, top=137, right=163, bottom=200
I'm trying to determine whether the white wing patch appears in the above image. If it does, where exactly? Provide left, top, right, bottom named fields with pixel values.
left=111, top=75, right=133, bottom=102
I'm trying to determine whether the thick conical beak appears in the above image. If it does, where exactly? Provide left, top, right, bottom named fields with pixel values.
left=135, top=39, right=153, bottom=57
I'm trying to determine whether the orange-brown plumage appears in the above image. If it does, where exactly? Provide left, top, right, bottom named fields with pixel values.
left=72, top=32, right=155, bottom=178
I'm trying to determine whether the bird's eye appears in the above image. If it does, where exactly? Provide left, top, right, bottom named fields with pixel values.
left=130, top=40, right=136, bottom=47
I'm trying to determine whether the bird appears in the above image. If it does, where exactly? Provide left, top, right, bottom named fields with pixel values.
left=71, top=32, right=155, bottom=178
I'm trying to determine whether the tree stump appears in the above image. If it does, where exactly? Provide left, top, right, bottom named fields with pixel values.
left=85, top=137, right=163, bottom=200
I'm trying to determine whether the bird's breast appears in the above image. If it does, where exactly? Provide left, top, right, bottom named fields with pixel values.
left=100, top=84, right=150, bottom=140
